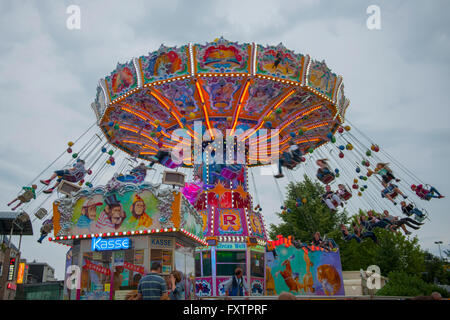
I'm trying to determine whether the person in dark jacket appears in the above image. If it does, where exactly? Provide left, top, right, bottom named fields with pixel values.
left=223, top=268, right=249, bottom=296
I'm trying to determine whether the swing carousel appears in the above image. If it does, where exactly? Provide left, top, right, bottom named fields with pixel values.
left=87, top=38, right=348, bottom=297
left=10, top=38, right=444, bottom=299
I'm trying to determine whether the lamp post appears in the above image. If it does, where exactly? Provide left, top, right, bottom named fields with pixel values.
left=434, top=241, right=443, bottom=260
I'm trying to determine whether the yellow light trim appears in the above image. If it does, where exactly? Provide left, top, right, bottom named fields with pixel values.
left=305, top=122, right=329, bottom=130
left=122, top=140, right=143, bottom=145
left=119, top=125, right=139, bottom=133
left=121, top=107, right=147, bottom=120
left=195, top=80, right=214, bottom=139
left=231, top=80, right=251, bottom=134
left=142, top=145, right=158, bottom=151
left=141, top=133, right=157, bottom=144
left=121, top=106, right=171, bottom=139
left=150, top=89, right=196, bottom=138
left=150, top=90, right=184, bottom=128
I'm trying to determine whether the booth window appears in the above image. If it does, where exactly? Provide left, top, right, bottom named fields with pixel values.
left=195, top=253, right=201, bottom=277
left=250, top=251, right=264, bottom=278
left=79, top=251, right=112, bottom=300
left=113, top=249, right=145, bottom=293
left=202, top=251, right=212, bottom=277
left=216, top=251, right=246, bottom=277
left=151, top=249, right=173, bottom=274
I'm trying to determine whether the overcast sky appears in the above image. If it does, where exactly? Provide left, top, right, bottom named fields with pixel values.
left=1, top=0, right=449, bottom=280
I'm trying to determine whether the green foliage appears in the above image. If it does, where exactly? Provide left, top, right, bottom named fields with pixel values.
left=268, top=175, right=347, bottom=243
left=375, top=271, right=449, bottom=298
left=422, top=252, right=450, bottom=285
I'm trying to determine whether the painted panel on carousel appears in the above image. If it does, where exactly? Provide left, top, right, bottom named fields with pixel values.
left=241, top=78, right=291, bottom=119
left=180, top=197, right=204, bottom=238
left=307, top=59, right=338, bottom=99
left=105, top=60, right=138, bottom=101
left=250, top=278, right=265, bottom=296
left=215, top=208, right=248, bottom=237
left=198, top=210, right=209, bottom=237
left=157, top=79, right=200, bottom=116
left=256, top=44, right=304, bottom=81
left=248, top=210, right=265, bottom=239
left=266, top=236, right=345, bottom=296
left=54, top=184, right=177, bottom=237
left=194, top=39, right=251, bottom=74
left=139, top=45, right=189, bottom=83
left=203, top=76, right=244, bottom=114
left=195, top=278, right=213, bottom=297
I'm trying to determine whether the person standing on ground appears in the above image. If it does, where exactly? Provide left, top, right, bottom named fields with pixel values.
left=223, top=267, right=249, bottom=297
left=137, top=262, right=168, bottom=300
left=169, top=270, right=185, bottom=300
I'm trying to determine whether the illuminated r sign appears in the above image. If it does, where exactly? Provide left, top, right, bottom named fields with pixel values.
left=223, top=214, right=237, bottom=225
left=220, top=209, right=242, bottom=232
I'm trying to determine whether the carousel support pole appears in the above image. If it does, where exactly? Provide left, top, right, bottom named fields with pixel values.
left=8, top=221, right=14, bottom=248
left=18, top=232, right=23, bottom=251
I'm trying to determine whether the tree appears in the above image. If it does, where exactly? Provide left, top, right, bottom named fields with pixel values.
left=375, top=271, right=449, bottom=298
left=422, top=251, right=450, bottom=285
left=268, top=175, right=347, bottom=243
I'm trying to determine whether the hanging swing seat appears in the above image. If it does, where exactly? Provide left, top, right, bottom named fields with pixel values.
left=339, top=190, right=352, bottom=201
left=318, top=173, right=335, bottom=184
left=57, top=180, right=81, bottom=196
left=59, top=170, right=85, bottom=183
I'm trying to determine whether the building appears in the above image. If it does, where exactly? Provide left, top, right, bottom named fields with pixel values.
left=26, top=261, right=57, bottom=283
left=0, top=211, right=33, bottom=300
left=0, top=235, right=21, bottom=300
left=15, top=281, right=64, bottom=300
left=13, top=259, right=63, bottom=300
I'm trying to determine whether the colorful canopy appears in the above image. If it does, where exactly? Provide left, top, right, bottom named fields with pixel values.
left=92, top=38, right=349, bottom=166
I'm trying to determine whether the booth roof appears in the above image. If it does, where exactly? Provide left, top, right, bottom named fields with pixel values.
left=0, top=211, right=33, bottom=235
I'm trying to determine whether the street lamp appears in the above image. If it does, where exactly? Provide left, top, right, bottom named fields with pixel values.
left=434, top=241, right=443, bottom=260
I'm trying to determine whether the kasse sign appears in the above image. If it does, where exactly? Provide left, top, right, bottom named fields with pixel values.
left=91, top=237, right=131, bottom=251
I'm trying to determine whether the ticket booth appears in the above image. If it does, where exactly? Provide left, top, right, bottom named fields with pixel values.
left=51, top=184, right=205, bottom=300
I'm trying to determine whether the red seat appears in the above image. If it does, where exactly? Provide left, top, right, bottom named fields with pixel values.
left=341, top=191, right=352, bottom=201
left=319, top=174, right=335, bottom=184
left=389, top=191, right=398, bottom=198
